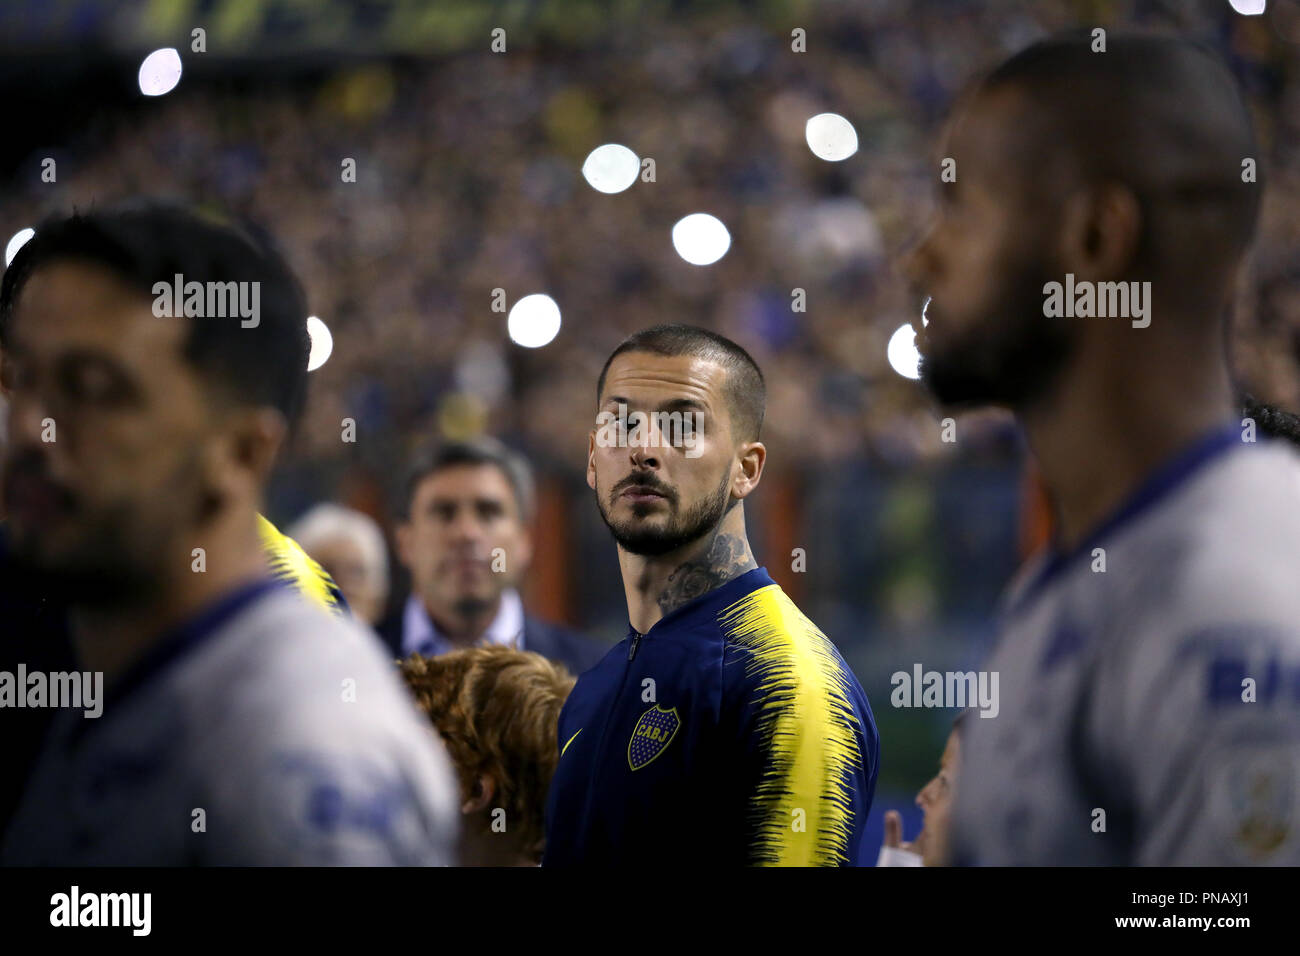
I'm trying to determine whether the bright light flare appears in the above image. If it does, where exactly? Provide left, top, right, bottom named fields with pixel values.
left=508, top=294, right=562, bottom=348
left=671, top=213, right=731, bottom=266
left=5, top=227, right=34, bottom=267
left=805, top=112, right=859, bottom=162
left=582, top=144, right=640, bottom=194
left=139, top=49, right=183, bottom=96
left=306, top=315, right=333, bottom=371
left=888, top=323, right=922, bottom=380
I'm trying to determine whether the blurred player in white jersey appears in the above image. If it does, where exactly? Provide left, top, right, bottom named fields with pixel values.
left=902, top=32, right=1300, bottom=864
left=0, top=200, right=458, bottom=864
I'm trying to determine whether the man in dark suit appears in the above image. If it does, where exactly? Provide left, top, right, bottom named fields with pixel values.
left=379, top=438, right=606, bottom=676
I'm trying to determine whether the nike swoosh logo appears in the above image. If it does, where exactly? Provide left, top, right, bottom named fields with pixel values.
left=561, top=728, right=582, bottom=757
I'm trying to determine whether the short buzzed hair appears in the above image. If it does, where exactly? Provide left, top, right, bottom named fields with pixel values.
left=976, top=31, right=1261, bottom=268
left=287, top=503, right=389, bottom=593
left=596, top=324, right=766, bottom=442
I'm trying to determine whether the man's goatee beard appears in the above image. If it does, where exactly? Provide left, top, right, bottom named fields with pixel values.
left=598, top=472, right=733, bottom=557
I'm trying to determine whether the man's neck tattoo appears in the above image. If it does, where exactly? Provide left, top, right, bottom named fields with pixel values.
left=655, top=531, right=756, bottom=618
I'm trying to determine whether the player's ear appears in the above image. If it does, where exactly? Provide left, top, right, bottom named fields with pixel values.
left=204, top=405, right=287, bottom=502
left=461, top=773, right=496, bottom=815
left=732, top=441, right=765, bottom=500
left=394, top=520, right=414, bottom=571
left=241, top=408, right=288, bottom=481
left=1059, top=184, right=1141, bottom=282
left=586, top=429, right=598, bottom=491
left=514, top=522, right=534, bottom=573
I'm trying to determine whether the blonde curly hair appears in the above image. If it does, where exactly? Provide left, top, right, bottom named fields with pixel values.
left=399, top=646, right=575, bottom=862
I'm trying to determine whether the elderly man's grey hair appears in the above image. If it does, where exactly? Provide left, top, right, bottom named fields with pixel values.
left=287, top=503, right=390, bottom=594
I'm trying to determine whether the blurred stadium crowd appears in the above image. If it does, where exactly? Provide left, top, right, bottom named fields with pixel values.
left=1, top=0, right=1297, bottom=799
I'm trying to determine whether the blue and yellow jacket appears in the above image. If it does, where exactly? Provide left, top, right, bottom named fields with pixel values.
left=543, top=567, right=879, bottom=866
left=257, top=514, right=347, bottom=616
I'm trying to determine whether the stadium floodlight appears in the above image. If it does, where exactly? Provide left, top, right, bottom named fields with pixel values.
left=508, top=294, right=562, bottom=348
left=671, top=213, right=731, bottom=266
left=139, top=48, right=183, bottom=97
left=582, top=144, right=641, bottom=194
left=887, top=323, right=922, bottom=380
left=805, top=112, right=859, bottom=162
left=1227, top=0, right=1266, bottom=14
left=5, top=227, right=34, bottom=267
left=306, top=315, right=333, bottom=371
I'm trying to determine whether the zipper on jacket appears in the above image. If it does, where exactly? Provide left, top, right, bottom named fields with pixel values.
left=628, top=629, right=643, bottom=661
left=574, top=633, right=638, bottom=855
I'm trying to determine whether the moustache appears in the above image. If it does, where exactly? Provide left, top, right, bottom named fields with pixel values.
left=438, top=552, right=492, bottom=568
left=611, top=471, right=677, bottom=505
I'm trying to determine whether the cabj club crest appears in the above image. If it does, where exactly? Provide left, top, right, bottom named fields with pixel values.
left=628, top=705, right=681, bottom=770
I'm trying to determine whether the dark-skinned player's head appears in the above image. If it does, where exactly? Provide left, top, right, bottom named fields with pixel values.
left=903, top=31, right=1260, bottom=410
left=0, top=199, right=310, bottom=604
left=589, top=324, right=766, bottom=557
